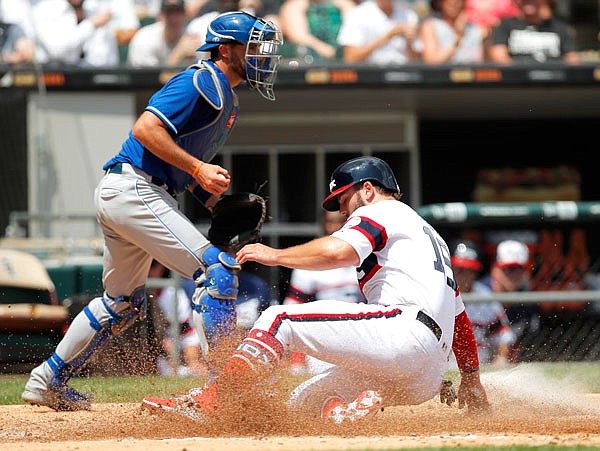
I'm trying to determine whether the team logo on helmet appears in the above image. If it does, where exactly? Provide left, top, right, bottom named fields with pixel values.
left=329, top=179, right=337, bottom=192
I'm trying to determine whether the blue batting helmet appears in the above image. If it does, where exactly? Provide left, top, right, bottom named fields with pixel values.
left=322, top=156, right=400, bottom=211
left=198, top=11, right=283, bottom=101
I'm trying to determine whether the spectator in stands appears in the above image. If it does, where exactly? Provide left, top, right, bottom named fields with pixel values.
left=464, top=0, right=518, bottom=40
left=283, top=210, right=365, bottom=374
left=32, top=0, right=118, bottom=67
left=134, top=0, right=162, bottom=22
left=0, top=0, right=35, bottom=40
left=451, top=239, right=516, bottom=367
left=336, top=0, right=421, bottom=65
left=0, top=13, right=35, bottom=65
left=128, top=0, right=199, bottom=67
left=185, top=0, right=211, bottom=19
left=194, top=0, right=279, bottom=21
left=85, top=0, right=141, bottom=62
left=419, top=0, right=484, bottom=64
left=483, top=239, right=538, bottom=362
left=278, top=0, right=355, bottom=63
left=488, top=0, right=580, bottom=64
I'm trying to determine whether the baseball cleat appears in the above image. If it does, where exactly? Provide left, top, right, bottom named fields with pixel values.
left=322, top=390, right=383, bottom=424
left=22, top=384, right=93, bottom=411
left=142, top=388, right=214, bottom=422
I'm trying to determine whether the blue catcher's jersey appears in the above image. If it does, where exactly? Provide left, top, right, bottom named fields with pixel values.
left=103, top=60, right=239, bottom=194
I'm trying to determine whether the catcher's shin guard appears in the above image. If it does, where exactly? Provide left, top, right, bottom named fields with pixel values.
left=22, top=288, right=146, bottom=410
left=191, top=244, right=241, bottom=379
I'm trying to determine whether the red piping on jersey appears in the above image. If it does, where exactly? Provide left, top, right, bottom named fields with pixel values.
left=266, top=307, right=403, bottom=336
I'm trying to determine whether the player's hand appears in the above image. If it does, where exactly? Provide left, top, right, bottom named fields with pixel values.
left=194, top=162, right=231, bottom=195
left=236, top=243, right=279, bottom=266
left=439, top=380, right=457, bottom=406
left=458, top=370, right=490, bottom=414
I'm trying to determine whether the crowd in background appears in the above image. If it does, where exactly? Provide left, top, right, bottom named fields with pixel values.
left=0, top=0, right=592, bottom=67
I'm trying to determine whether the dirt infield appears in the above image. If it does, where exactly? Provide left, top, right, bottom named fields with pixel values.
left=2, top=367, right=600, bottom=450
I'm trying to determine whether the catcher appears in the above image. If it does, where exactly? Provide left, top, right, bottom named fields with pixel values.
left=22, top=11, right=279, bottom=411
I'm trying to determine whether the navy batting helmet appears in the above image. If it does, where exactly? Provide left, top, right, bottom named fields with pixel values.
left=322, top=156, right=400, bottom=211
left=198, top=11, right=283, bottom=100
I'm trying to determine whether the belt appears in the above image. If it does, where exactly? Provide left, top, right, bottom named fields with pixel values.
left=416, top=310, right=442, bottom=341
left=106, top=163, right=173, bottom=195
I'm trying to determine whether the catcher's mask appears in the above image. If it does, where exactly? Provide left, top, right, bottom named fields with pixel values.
left=322, top=156, right=400, bottom=211
left=198, top=11, right=283, bottom=101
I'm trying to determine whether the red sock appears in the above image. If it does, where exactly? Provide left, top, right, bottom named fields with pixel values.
left=195, top=329, right=284, bottom=407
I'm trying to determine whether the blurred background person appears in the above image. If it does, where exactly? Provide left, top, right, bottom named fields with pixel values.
left=450, top=239, right=516, bottom=367
left=128, top=0, right=199, bottom=67
left=481, top=239, right=538, bottom=362
left=32, top=0, right=118, bottom=67
left=0, top=10, right=35, bottom=65
left=336, top=0, right=421, bottom=65
left=278, top=0, right=355, bottom=63
left=147, top=260, right=208, bottom=377
left=464, top=0, right=518, bottom=41
left=192, top=0, right=279, bottom=22
left=419, top=0, right=483, bottom=64
left=283, top=210, right=365, bottom=375
left=84, top=0, right=141, bottom=64
left=0, top=0, right=36, bottom=41
left=488, top=0, right=580, bottom=64
left=235, top=264, right=278, bottom=332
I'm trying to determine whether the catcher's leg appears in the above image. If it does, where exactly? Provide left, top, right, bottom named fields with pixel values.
left=22, top=288, right=147, bottom=411
left=190, top=243, right=241, bottom=381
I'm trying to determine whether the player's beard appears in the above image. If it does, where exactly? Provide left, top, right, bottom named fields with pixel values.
left=231, top=51, right=246, bottom=81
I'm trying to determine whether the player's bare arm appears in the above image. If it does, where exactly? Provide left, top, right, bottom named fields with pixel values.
left=237, top=236, right=359, bottom=270
left=132, top=111, right=230, bottom=195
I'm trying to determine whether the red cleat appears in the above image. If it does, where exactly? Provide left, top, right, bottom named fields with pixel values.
left=322, top=390, right=383, bottom=424
left=142, top=388, right=213, bottom=422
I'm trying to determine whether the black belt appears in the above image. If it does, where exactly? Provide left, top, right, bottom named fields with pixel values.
left=416, top=310, right=442, bottom=341
left=106, top=163, right=173, bottom=195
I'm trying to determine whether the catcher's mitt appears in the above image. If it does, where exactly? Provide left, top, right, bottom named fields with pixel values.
left=208, top=192, right=267, bottom=253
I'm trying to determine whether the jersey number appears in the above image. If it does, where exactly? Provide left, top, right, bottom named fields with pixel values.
left=423, top=226, right=457, bottom=291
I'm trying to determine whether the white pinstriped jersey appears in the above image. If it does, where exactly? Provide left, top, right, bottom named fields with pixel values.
left=331, top=199, right=465, bottom=340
